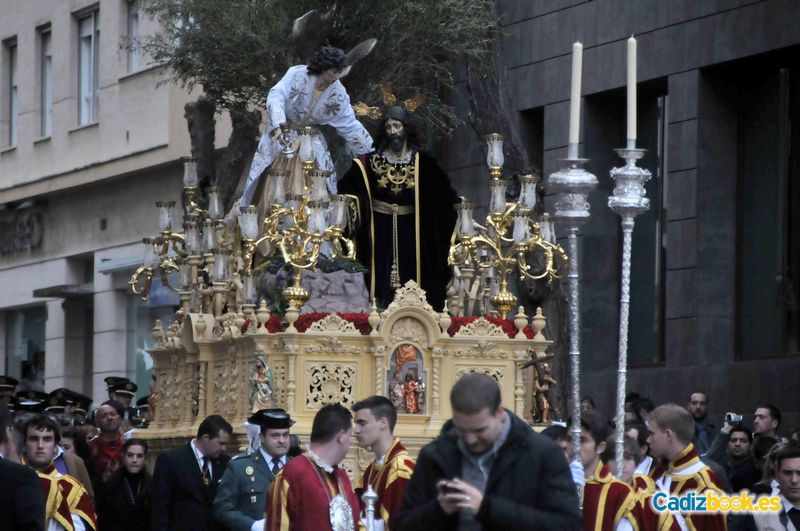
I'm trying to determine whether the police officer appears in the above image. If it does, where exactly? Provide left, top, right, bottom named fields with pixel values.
left=214, top=408, right=295, bottom=531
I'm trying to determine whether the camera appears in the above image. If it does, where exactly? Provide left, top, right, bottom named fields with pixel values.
left=725, top=412, right=743, bottom=424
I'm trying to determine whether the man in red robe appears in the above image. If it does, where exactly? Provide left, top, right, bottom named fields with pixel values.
left=352, top=396, right=415, bottom=530
left=572, top=411, right=641, bottom=531
left=266, top=403, right=360, bottom=531
left=637, top=404, right=727, bottom=531
left=23, top=413, right=97, bottom=530
left=87, top=401, right=125, bottom=483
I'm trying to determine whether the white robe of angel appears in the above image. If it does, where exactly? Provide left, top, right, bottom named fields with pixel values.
left=240, top=65, right=374, bottom=207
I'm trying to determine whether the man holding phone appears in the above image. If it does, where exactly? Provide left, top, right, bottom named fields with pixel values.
left=394, top=373, right=581, bottom=530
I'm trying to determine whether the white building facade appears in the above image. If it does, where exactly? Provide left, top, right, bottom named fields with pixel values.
left=0, top=0, right=231, bottom=403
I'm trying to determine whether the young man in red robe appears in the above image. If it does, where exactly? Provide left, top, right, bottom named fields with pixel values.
left=353, top=395, right=415, bottom=530
left=571, top=410, right=641, bottom=531
left=23, top=413, right=97, bottom=530
left=266, top=403, right=360, bottom=531
left=637, top=404, right=727, bottom=531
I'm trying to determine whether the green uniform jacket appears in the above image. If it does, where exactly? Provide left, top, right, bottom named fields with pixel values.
left=213, top=450, right=280, bottom=531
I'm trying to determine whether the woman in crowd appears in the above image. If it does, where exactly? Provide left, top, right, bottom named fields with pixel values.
left=96, top=438, right=151, bottom=530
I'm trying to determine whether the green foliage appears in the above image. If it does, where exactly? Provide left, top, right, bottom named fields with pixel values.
left=138, top=0, right=498, bottom=137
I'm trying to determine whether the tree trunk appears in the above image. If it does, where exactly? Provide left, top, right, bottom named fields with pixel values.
left=183, top=96, right=261, bottom=211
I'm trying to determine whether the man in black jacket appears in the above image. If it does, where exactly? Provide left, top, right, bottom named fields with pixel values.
left=0, top=404, right=45, bottom=531
left=394, top=373, right=581, bottom=531
left=151, top=415, right=232, bottom=531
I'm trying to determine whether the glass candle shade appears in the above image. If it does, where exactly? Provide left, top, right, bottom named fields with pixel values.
left=179, top=259, right=192, bottom=289
left=211, top=250, right=230, bottom=282
left=330, top=195, right=349, bottom=229
left=142, top=238, right=158, bottom=268
left=457, top=201, right=475, bottom=236
left=310, top=171, right=331, bottom=201
left=489, top=180, right=507, bottom=214
left=519, top=175, right=538, bottom=209
left=182, top=157, right=198, bottom=188
left=203, top=220, right=218, bottom=251
left=184, top=216, right=201, bottom=255
left=298, top=127, right=313, bottom=164
left=207, top=187, right=223, bottom=219
left=270, top=171, right=287, bottom=205
left=485, top=133, right=504, bottom=169
left=243, top=273, right=256, bottom=303
left=512, top=210, right=531, bottom=243
left=155, top=201, right=175, bottom=231
left=239, top=206, right=260, bottom=240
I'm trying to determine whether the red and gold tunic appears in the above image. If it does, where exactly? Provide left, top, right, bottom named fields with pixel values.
left=87, top=434, right=124, bottom=482
left=356, top=438, right=415, bottom=530
left=36, top=464, right=97, bottom=531
left=266, top=454, right=360, bottom=531
left=635, top=444, right=727, bottom=531
left=582, top=462, right=641, bottom=531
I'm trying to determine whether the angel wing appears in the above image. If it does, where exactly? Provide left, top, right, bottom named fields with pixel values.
left=339, top=38, right=378, bottom=77
left=290, top=7, right=335, bottom=62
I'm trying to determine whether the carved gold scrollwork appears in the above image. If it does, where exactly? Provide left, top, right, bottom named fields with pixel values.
left=453, top=317, right=507, bottom=337
left=389, top=317, right=427, bottom=344
left=306, top=314, right=360, bottom=334
left=454, top=367, right=504, bottom=385
left=305, top=362, right=357, bottom=409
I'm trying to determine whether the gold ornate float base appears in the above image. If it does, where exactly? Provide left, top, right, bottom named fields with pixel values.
left=139, top=281, right=554, bottom=480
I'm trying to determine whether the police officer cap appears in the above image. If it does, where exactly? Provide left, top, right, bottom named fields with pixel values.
left=0, top=375, right=19, bottom=390
left=248, top=408, right=295, bottom=429
left=110, top=381, right=138, bottom=397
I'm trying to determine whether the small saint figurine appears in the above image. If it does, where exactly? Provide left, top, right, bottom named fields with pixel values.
left=403, top=373, right=421, bottom=414
left=389, top=374, right=404, bottom=410
left=250, top=354, right=275, bottom=412
left=533, top=361, right=559, bottom=423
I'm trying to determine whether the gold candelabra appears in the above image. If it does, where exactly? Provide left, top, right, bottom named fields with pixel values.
left=239, top=170, right=355, bottom=310
left=448, top=134, right=568, bottom=317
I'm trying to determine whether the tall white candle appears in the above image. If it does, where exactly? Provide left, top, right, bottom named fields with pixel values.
left=627, top=36, right=637, bottom=142
left=568, top=42, right=583, bottom=146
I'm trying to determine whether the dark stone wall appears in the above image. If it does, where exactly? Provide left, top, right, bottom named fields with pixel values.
left=444, top=0, right=800, bottom=430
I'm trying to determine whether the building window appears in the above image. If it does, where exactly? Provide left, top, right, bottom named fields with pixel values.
left=737, top=66, right=800, bottom=358
left=40, top=29, right=52, bottom=137
left=7, top=41, right=17, bottom=146
left=78, top=10, right=99, bottom=125
left=127, top=0, right=143, bottom=72
left=4, top=307, right=46, bottom=392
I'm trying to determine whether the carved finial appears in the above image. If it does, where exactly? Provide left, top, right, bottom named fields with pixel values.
left=514, top=306, right=528, bottom=339
left=439, top=300, right=452, bottom=337
left=532, top=307, right=546, bottom=341
left=256, top=299, right=270, bottom=333
left=285, top=301, right=299, bottom=333
left=368, top=300, right=381, bottom=336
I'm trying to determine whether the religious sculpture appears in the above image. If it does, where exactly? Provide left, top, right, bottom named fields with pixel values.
left=227, top=45, right=375, bottom=226
left=402, top=373, right=421, bottom=414
left=339, top=103, right=457, bottom=310
left=389, top=374, right=404, bottom=410
left=532, top=360, right=559, bottom=423
left=250, top=354, right=275, bottom=412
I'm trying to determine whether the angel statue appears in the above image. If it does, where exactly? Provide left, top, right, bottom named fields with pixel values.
left=250, top=354, right=275, bottom=413
left=226, top=42, right=376, bottom=227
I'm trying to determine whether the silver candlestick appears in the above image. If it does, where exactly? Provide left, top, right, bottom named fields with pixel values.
left=608, top=142, right=651, bottom=478
left=546, top=143, right=597, bottom=465
left=361, top=484, right=378, bottom=531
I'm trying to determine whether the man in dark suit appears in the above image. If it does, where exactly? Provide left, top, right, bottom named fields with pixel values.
left=152, top=414, right=233, bottom=531
left=394, top=373, right=582, bottom=531
left=0, top=405, right=46, bottom=530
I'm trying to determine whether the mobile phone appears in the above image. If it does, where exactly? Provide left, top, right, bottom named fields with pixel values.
left=440, top=481, right=460, bottom=494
